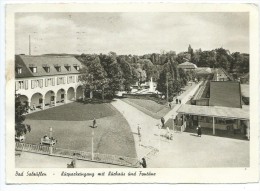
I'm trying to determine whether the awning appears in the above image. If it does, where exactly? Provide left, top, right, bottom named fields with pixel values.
left=177, top=104, right=249, bottom=120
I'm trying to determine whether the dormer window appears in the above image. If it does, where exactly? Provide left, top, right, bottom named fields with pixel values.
left=74, top=64, right=80, bottom=71
left=16, top=67, right=22, bottom=74
left=30, top=67, right=37, bottom=73
left=29, top=64, right=37, bottom=73
left=65, top=65, right=71, bottom=71
left=54, top=64, right=61, bottom=72
left=43, top=64, right=50, bottom=73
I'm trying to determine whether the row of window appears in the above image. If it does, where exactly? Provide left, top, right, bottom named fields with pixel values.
left=15, top=76, right=80, bottom=90
left=16, top=65, right=80, bottom=74
left=197, top=116, right=235, bottom=125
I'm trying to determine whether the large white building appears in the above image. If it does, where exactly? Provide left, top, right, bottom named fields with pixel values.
left=15, top=55, right=85, bottom=112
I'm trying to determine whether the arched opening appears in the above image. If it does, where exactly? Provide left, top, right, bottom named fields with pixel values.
left=44, top=90, right=55, bottom=107
left=18, top=95, right=29, bottom=105
left=57, top=89, right=66, bottom=103
left=67, top=87, right=75, bottom=101
left=31, top=92, right=43, bottom=109
left=76, top=86, right=83, bottom=100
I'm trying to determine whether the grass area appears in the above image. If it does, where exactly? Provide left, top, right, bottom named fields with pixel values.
left=26, top=101, right=117, bottom=121
left=23, top=102, right=136, bottom=158
left=121, top=98, right=171, bottom=119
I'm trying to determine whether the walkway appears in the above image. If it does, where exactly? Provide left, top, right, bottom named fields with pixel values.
left=111, top=99, right=159, bottom=161
left=111, top=80, right=249, bottom=167
left=163, top=81, right=202, bottom=128
left=111, top=81, right=202, bottom=160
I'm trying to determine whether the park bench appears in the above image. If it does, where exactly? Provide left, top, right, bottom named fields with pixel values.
left=40, top=137, right=57, bottom=146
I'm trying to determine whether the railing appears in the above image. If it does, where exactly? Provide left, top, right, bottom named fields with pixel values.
left=15, top=142, right=50, bottom=154
left=15, top=142, right=140, bottom=168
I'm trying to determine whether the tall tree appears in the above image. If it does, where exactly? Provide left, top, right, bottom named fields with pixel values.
left=99, top=53, right=124, bottom=96
left=15, top=94, right=31, bottom=137
left=138, top=59, right=156, bottom=81
left=78, top=54, right=108, bottom=99
left=117, top=56, right=137, bottom=92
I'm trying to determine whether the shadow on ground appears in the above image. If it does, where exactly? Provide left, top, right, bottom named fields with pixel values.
left=184, top=127, right=249, bottom=141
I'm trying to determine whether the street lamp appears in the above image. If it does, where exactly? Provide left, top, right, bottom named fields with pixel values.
left=157, top=124, right=161, bottom=151
left=91, top=118, right=97, bottom=161
left=172, top=115, right=175, bottom=133
left=49, top=127, right=53, bottom=138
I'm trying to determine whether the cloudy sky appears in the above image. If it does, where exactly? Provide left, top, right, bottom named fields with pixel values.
left=15, top=12, right=249, bottom=55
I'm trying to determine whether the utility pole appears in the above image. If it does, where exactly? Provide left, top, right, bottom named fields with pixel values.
left=29, top=35, right=31, bottom=55
left=166, top=74, right=169, bottom=102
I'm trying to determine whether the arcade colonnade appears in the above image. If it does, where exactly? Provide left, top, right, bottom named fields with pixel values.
left=19, top=85, right=84, bottom=113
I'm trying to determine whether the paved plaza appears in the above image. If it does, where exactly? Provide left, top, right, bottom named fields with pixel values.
left=17, top=83, right=249, bottom=168
left=112, top=99, right=249, bottom=168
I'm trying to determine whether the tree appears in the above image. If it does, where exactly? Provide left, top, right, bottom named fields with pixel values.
left=99, top=53, right=124, bottom=97
left=138, top=59, right=155, bottom=81
left=117, top=56, right=137, bottom=92
left=188, top=44, right=195, bottom=62
left=15, top=94, right=31, bottom=137
left=77, top=54, right=108, bottom=99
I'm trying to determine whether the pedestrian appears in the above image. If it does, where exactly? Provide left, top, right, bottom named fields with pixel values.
left=140, top=158, right=147, bottom=168
left=93, top=118, right=96, bottom=128
left=179, top=99, right=181, bottom=104
left=197, top=125, right=202, bottom=137
left=70, top=153, right=77, bottom=168
left=176, top=98, right=178, bottom=104
left=137, top=125, right=141, bottom=136
left=169, top=102, right=172, bottom=109
left=161, top=117, right=165, bottom=127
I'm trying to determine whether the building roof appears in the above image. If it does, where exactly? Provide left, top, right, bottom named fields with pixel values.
left=241, top=84, right=249, bottom=98
left=193, top=80, right=210, bottom=100
left=177, top=62, right=197, bottom=69
left=213, top=68, right=234, bottom=81
left=15, top=55, right=83, bottom=78
left=195, top=67, right=212, bottom=74
left=177, top=104, right=249, bottom=120
left=209, top=81, right=242, bottom=108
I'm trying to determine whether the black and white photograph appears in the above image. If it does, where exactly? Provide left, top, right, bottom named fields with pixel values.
left=3, top=2, right=259, bottom=185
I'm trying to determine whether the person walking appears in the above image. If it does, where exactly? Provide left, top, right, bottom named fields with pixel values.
left=161, top=117, right=165, bottom=128
left=169, top=102, right=172, bottom=109
left=176, top=98, right=178, bottom=104
left=68, top=153, right=77, bottom=168
left=93, top=118, right=96, bottom=128
left=140, top=158, right=147, bottom=168
left=197, top=125, right=202, bottom=137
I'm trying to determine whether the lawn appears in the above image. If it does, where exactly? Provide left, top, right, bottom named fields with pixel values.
left=121, top=98, right=171, bottom=119
left=26, top=101, right=117, bottom=121
left=23, top=102, right=137, bottom=158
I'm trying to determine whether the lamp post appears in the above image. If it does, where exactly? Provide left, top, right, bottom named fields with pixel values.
left=49, top=127, right=53, bottom=154
left=157, top=124, right=161, bottom=151
left=172, top=115, right=175, bottom=133
left=137, top=124, right=141, bottom=157
left=91, top=118, right=97, bottom=161
left=49, top=127, right=53, bottom=138
left=91, top=127, right=94, bottom=160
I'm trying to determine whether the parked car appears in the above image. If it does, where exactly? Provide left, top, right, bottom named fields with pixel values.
left=15, top=135, right=25, bottom=142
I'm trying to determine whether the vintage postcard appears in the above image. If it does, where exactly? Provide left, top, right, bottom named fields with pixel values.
left=5, top=3, right=259, bottom=184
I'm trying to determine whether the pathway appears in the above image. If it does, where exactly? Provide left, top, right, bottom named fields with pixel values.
left=112, top=99, right=249, bottom=168
left=111, top=80, right=249, bottom=167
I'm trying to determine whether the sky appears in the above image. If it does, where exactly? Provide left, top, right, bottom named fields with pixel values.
left=15, top=12, right=249, bottom=55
